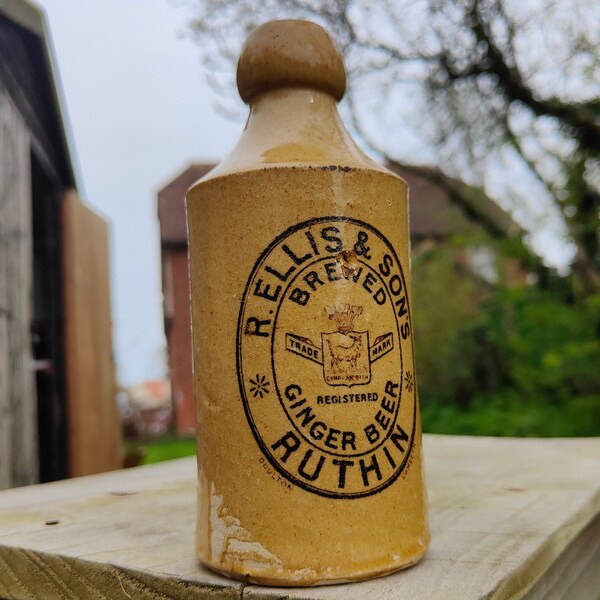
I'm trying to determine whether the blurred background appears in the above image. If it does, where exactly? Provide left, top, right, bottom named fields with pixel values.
left=1, top=0, right=598, bottom=488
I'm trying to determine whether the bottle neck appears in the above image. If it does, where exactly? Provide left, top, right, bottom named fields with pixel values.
left=207, top=88, right=382, bottom=179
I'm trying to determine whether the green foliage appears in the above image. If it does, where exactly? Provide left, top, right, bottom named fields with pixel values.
left=412, top=246, right=484, bottom=408
left=413, top=250, right=600, bottom=437
left=422, top=392, right=600, bottom=437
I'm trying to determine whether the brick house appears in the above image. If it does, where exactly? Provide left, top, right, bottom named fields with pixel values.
left=158, top=165, right=212, bottom=435
left=158, top=162, right=526, bottom=436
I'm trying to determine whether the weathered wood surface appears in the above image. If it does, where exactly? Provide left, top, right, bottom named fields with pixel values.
left=0, top=435, right=598, bottom=599
left=62, top=190, right=122, bottom=477
left=0, top=87, right=37, bottom=490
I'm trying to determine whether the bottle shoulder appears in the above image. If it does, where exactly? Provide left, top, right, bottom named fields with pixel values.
left=187, top=163, right=407, bottom=200
left=189, top=89, right=409, bottom=192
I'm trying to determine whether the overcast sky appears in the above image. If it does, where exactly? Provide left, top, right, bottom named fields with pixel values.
left=32, top=0, right=571, bottom=387
left=35, top=0, right=244, bottom=386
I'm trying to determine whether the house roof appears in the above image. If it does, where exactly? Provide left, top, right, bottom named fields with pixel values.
left=389, top=164, right=519, bottom=239
left=157, top=163, right=214, bottom=245
left=157, top=162, right=519, bottom=245
left=0, top=0, right=77, bottom=187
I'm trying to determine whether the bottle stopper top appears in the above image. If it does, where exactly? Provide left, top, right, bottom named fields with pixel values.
left=236, top=20, right=346, bottom=103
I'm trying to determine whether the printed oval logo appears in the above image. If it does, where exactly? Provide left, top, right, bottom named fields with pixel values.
left=237, top=217, right=416, bottom=498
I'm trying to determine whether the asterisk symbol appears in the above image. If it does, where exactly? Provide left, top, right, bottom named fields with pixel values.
left=249, top=374, right=270, bottom=398
left=404, top=371, right=414, bottom=392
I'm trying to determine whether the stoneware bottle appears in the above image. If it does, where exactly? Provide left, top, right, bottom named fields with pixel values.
left=187, top=19, right=429, bottom=586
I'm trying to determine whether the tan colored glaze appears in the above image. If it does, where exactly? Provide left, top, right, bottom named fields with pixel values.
left=237, top=20, right=346, bottom=103
left=187, top=20, right=429, bottom=586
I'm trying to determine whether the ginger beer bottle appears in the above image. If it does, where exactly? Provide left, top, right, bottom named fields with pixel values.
left=187, top=19, right=429, bottom=586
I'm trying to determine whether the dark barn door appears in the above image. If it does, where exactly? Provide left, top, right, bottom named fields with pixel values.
left=31, top=150, right=68, bottom=483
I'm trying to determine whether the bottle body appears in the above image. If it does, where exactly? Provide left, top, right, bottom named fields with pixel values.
left=188, top=163, right=429, bottom=585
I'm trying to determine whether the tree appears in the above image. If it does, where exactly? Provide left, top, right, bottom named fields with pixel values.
left=189, top=0, right=600, bottom=297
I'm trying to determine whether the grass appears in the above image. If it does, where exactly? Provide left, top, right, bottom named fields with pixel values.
left=125, top=435, right=197, bottom=465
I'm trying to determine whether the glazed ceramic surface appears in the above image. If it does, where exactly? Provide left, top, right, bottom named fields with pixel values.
left=187, top=19, right=429, bottom=586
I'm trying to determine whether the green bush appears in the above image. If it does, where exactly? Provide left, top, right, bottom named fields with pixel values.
left=413, top=249, right=600, bottom=437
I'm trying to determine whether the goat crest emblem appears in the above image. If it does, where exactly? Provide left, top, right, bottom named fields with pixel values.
left=286, top=304, right=394, bottom=387
left=322, top=304, right=370, bottom=386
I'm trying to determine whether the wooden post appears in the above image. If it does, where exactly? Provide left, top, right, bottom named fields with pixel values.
left=0, top=88, right=38, bottom=489
left=62, top=190, right=123, bottom=477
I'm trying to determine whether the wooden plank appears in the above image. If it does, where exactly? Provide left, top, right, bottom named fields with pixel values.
left=522, top=512, right=600, bottom=599
left=62, top=190, right=122, bottom=476
left=0, top=435, right=598, bottom=599
left=0, top=87, right=37, bottom=490
left=0, top=458, right=241, bottom=599
left=244, top=435, right=600, bottom=600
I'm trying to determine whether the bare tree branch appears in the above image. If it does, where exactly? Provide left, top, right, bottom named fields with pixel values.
left=187, top=0, right=600, bottom=294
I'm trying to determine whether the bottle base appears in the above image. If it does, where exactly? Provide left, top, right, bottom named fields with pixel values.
left=197, top=544, right=429, bottom=587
